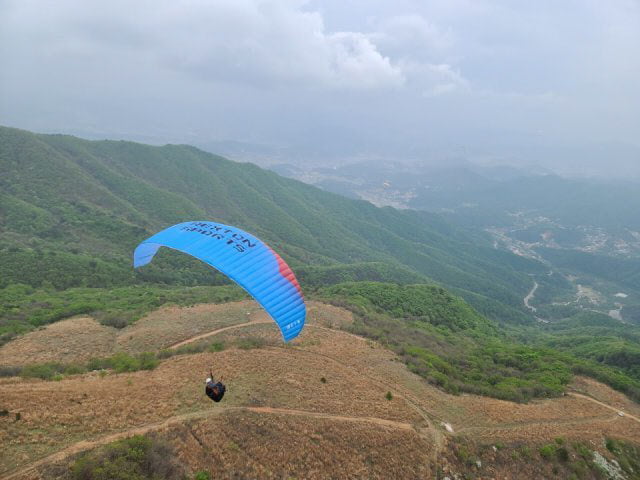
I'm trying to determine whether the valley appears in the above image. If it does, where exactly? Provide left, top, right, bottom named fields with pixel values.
left=272, top=159, right=640, bottom=324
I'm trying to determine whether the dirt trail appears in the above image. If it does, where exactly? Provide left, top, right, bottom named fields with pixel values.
left=139, top=314, right=441, bottom=446
left=167, top=319, right=272, bottom=349
left=568, top=392, right=640, bottom=424
left=149, top=318, right=444, bottom=477
left=3, top=409, right=217, bottom=480
left=454, top=392, right=639, bottom=434
left=287, top=343, right=444, bottom=476
left=457, top=413, right=619, bottom=434
left=524, top=280, right=538, bottom=313
left=246, top=406, right=414, bottom=430
left=168, top=319, right=354, bottom=350
left=4, top=406, right=420, bottom=480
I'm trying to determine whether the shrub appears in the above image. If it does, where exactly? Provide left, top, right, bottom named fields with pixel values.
left=64, top=364, right=87, bottom=375
left=539, top=444, right=557, bottom=459
left=572, top=442, right=592, bottom=460
left=556, top=446, right=569, bottom=462
left=96, top=312, right=130, bottom=329
left=236, top=336, right=266, bottom=350
left=537, top=443, right=569, bottom=462
left=208, top=341, right=225, bottom=352
left=87, top=352, right=160, bottom=374
left=87, top=357, right=111, bottom=371
left=193, top=472, right=211, bottom=480
left=229, top=440, right=242, bottom=451
left=157, top=349, right=173, bottom=359
left=20, top=363, right=60, bottom=380
left=137, top=352, right=159, bottom=371
left=605, top=438, right=620, bottom=454
left=109, top=352, right=141, bottom=373
left=385, top=391, right=393, bottom=401
left=71, top=434, right=184, bottom=480
left=570, top=460, right=588, bottom=478
left=518, top=446, right=532, bottom=459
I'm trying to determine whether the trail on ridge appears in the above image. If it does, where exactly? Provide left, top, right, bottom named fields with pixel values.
left=168, top=318, right=272, bottom=349
left=567, top=392, right=640, bottom=424
left=4, top=406, right=421, bottom=480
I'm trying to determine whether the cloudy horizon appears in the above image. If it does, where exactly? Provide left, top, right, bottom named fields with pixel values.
left=1, top=0, right=639, bottom=177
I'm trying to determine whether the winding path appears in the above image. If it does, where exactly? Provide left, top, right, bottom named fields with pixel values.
left=3, top=406, right=420, bottom=480
left=524, top=280, right=538, bottom=313
left=567, top=392, right=640, bottom=424
left=167, top=318, right=272, bottom=349
left=286, top=341, right=444, bottom=475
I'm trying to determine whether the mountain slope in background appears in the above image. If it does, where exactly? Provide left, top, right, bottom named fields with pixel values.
left=2, top=126, right=640, bottom=404
left=0, top=126, right=542, bottom=323
left=272, top=158, right=640, bottom=320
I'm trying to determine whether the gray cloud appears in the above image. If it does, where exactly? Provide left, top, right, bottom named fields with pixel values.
left=1, top=0, right=406, bottom=90
left=1, top=0, right=639, bottom=175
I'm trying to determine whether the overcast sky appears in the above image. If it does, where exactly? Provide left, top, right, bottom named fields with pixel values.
left=1, top=0, right=639, bottom=175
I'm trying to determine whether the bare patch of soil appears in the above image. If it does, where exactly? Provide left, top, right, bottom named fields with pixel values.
left=0, top=317, right=116, bottom=366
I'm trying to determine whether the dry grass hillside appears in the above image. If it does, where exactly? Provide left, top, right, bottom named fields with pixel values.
left=1, top=301, right=638, bottom=479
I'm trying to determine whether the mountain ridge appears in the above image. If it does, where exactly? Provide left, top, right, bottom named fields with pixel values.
left=0, top=125, right=539, bottom=323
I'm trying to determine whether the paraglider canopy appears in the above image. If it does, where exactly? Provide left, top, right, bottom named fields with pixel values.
left=133, top=221, right=305, bottom=341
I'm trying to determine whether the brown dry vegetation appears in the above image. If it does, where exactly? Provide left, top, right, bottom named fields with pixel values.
left=159, top=410, right=433, bottom=479
left=0, top=317, right=116, bottom=366
left=0, top=301, right=638, bottom=479
left=571, top=375, right=640, bottom=420
left=0, top=301, right=354, bottom=368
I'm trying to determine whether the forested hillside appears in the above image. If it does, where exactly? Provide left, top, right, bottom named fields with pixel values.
left=0, top=126, right=541, bottom=321
left=2, top=126, right=640, bottom=402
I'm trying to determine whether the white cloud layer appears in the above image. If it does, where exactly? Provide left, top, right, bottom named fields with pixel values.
left=1, top=0, right=639, bottom=168
left=1, top=0, right=410, bottom=90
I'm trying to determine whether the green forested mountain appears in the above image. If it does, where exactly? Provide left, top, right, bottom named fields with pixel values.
left=0, top=126, right=541, bottom=322
left=2, top=126, right=640, bottom=402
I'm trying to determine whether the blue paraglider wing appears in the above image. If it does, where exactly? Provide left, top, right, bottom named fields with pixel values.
left=133, top=221, right=305, bottom=341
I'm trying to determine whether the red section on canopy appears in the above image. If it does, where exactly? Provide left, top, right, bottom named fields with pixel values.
left=268, top=247, right=303, bottom=296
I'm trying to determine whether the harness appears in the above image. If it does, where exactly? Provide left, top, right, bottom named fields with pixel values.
left=205, top=381, right=226, bottom=402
